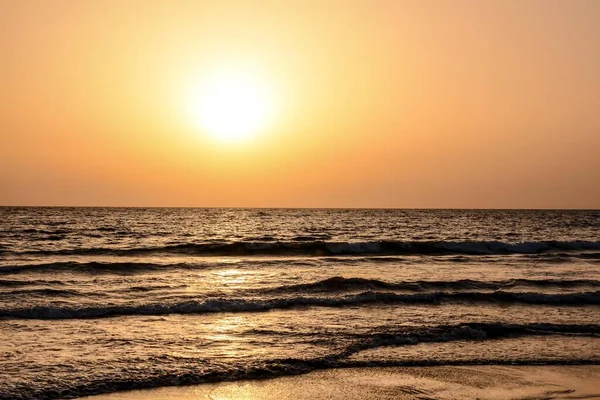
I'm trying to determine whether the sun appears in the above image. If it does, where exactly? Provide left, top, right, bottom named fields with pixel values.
left=187, top=68, right=276, bottom=142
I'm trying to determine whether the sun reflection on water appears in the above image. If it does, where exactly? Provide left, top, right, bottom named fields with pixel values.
left=205, top=315, right=250, bottom=359
left=214, top=268, right=249, bottom=285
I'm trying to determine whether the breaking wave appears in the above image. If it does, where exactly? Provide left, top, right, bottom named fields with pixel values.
left=269, top=276, right=600, bottom=293
left=6, top=239, right=600, bottom=257
left=3, top=290, right=599, bottom=320
left=0, top=261, right=177, bottom=275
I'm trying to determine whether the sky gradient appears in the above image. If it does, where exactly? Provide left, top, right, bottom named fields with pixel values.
left=2, top=0, right=599, bottom=208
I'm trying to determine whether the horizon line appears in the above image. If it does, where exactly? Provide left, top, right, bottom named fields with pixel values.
left=0, top=205, right=598, bottom=211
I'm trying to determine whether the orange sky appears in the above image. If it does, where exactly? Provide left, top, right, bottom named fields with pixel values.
left=2, top=0, right=599, bottom=208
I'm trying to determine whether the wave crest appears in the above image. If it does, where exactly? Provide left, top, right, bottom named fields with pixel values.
left=3, top=290, right=599, bottom=320
left=270, top=276, right=600, bottom=293
left=6, top=239, right=600, bottom=257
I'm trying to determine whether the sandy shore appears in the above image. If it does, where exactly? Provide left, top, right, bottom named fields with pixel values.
left=81, top=365, right=600, bottom=400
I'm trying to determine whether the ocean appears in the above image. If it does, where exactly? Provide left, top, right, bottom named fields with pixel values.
left=1, top=208, right=599, bottom=399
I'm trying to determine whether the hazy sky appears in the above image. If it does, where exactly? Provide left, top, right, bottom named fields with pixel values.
left=2, top=0, right=599, bottom=208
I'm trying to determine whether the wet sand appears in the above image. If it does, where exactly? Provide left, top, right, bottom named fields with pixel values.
left=82, top=365, right=600, bottom=400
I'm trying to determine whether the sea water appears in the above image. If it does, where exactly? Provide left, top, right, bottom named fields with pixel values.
left=1, top=208, right=599, bottom=399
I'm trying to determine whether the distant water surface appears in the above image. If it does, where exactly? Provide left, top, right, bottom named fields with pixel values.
left=1, top=208, right=599, bottom=399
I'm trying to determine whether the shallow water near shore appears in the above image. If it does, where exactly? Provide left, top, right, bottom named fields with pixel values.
left=82, top=366, right=600, bottom=400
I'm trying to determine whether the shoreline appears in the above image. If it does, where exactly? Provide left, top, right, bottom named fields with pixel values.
left=80, top=365, right=600, bottom=400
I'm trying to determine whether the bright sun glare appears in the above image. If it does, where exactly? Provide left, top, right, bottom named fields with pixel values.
left=188, top=68, right=276, bottom=142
